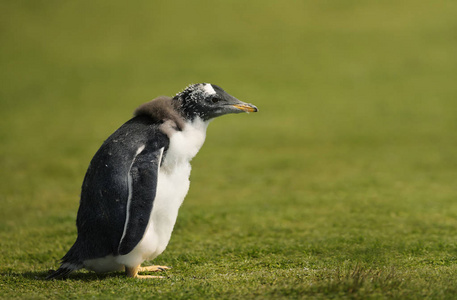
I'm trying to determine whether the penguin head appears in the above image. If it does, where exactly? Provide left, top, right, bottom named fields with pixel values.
left=174, top=83, right=258, bottom=121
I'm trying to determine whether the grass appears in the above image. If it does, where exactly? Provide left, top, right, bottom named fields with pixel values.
left=1, top=0, right=457, bottom=298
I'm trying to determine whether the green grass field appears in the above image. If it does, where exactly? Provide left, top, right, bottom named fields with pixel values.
left=1, top=1, right=457, bottom=299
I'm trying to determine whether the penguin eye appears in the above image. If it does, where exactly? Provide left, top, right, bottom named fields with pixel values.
left=211, top=98, right=221, bottom=104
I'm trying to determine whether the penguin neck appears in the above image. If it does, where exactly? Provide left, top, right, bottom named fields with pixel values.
left=186, top=116, right=211, bottom=134
left=180, top=116, right=210, bottom=158
left=161, top=117, right=209, bottom=172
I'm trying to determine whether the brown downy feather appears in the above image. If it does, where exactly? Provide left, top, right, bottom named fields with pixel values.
left=133, top=96, right=185, bottom=133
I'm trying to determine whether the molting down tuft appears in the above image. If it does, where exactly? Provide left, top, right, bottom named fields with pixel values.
left=134, top=96, right=185, bottom=131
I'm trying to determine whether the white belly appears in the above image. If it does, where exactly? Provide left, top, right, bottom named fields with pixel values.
left=84, top=118, right=208, bottom=272
left=115, top=162, right=191, bottom=268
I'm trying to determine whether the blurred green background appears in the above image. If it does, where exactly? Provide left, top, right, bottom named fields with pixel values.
left=1, top=1, right=457, bottom=298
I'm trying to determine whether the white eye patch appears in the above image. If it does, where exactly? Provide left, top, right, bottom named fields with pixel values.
left=203, top=83, right=216, bottom=95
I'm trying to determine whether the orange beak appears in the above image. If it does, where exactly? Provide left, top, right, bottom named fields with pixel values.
left=232, top=103, right=258, bottom=113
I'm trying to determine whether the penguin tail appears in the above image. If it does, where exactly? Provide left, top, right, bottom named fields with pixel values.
left=46, top=263, right=82, bottom=280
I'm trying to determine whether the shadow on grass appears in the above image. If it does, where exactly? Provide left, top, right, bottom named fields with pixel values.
left=10, top=270, right=126, bottom=281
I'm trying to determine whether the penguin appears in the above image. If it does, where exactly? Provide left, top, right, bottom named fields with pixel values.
left=47, top=83, right=258, bottom=279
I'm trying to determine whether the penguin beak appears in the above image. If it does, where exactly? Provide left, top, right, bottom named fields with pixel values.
left=232, top=102, right=258, bottom=113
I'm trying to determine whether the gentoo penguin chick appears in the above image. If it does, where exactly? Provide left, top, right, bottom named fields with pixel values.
left=47, top=83, right=258, bottom=279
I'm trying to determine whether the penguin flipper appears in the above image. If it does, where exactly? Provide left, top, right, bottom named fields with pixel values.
left=118, top=146, right=164, bottom=255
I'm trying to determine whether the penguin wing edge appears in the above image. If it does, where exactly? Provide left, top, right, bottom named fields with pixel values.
left=118, top=146, right=164, bottom=255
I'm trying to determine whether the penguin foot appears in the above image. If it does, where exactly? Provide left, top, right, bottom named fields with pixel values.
left=125, top=265, right=168, bottom=279
left=136, top=275, right=165, bottom=279
left=139, top=265, right=171, bottom=272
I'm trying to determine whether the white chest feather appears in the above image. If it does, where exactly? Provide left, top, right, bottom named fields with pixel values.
left=114, top=117, right=209, bottom=268
left=161, top=117, right=208, bottom=172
